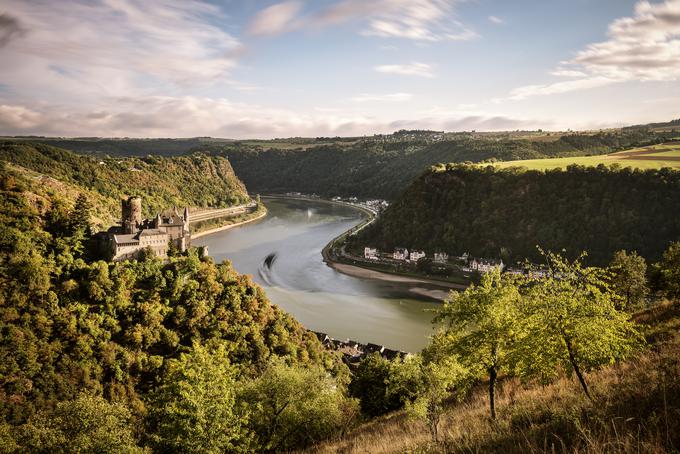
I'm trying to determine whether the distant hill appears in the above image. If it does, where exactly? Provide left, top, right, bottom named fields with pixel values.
left=0, top=141, right=250, bottom=229
left=207, top=128, right=676, bottom=200
left=623, top=118, right=680, bottom=131
left=353, top=163, right=680, bottom=265
left=4, top=119, right=678, bottom=201
left=0, top=137, right=211, bottom=156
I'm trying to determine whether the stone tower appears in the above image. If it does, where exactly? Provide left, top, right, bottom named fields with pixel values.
left=122, top=196, right=142, bottom=234
left=183, top=207, right=190, bottom=232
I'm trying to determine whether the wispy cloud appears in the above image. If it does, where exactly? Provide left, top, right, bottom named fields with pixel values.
left=350, top=93, right=413, bottom=102
left=499, top=77, right=615, bottom=102
left=247, top=1, right=303, bottom=36
left=500, top=0, right=680, bottom=101
left=549, top=68, right=588, bottom=78
left=247, top=0, right=478, bottom=42
left=0, top=96, right=546, bottom=138
left=488, top=15, right=504, bottom=24
left=374, top=62, right=434, bottom=77
left=0, top=0, right=241, bottom=99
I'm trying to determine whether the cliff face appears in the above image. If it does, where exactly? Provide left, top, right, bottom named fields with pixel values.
left=355, top=163, right=680, bottom=265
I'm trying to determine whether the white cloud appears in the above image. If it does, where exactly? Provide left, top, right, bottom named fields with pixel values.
left=0, top=97, right=545, bottom=138
left=247, top=1, right=303, bottom=36
left=248, top=0, right=477, bottom=42
left=549, top=69, right=588, bottom=78
left=374, top=62, right=434, bottom=77
left=350, top=93, right=413, bottom=102
left=498, top=76, right=615, bottom=102
left=0, top=0, right=241, bottom=100
left=0, top=104, right=43, bottom=129
left=488, top=15, right=504, bottom=24
left=500, top=0, right=680, bottom=101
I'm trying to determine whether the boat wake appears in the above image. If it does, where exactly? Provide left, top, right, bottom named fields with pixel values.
left=258, top=252, right=278, bottom=286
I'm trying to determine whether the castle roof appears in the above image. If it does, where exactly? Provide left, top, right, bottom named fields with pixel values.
left=139, top=229, right=166, bottom=237
left=113, top=229, right=168, bottom=244
left=112, top=233, right=139, bottom=244
left=158, top=210, right=185, bottom=226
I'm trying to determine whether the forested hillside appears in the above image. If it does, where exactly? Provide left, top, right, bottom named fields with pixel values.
left=0, top=142, right=250, bottom=229
left=1, top=137, right=209, bottom=156
left=5, top=126, right=675, bottom=201
left=0, top=160, right=355, bottom=453
left=205, top=129, right=676, bottom=199
left=354, top=164, right=680, bottom=265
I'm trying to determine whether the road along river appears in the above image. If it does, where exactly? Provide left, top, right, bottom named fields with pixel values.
left=194, top=197, right=447, bottom=352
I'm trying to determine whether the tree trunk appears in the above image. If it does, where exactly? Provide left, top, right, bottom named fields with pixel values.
left=564, top=335, right=592, bottom=400
left=488, top=365, right=497, bottom=420
left=428, top=402, right=439, bottom=443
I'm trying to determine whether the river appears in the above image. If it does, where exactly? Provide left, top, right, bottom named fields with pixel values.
left=193, top=197, right=442, bottom=352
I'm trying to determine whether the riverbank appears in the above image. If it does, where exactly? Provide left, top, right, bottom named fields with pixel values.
left=262, top=194, right=377, bottom=218
left=328, top=262, right=464, bottom=300
left=307, top=195, right=468, bottom=299
left=191, top=207, right=267, bottom=239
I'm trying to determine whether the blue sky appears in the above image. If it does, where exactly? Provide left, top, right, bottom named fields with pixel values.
left=0, top=0, right=679, bottom=137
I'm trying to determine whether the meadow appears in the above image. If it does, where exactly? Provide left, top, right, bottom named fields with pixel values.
left=493, top=142, right=680, bottom=170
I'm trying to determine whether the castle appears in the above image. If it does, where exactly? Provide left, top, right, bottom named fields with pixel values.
left=108, top=196, right=191, bottom=261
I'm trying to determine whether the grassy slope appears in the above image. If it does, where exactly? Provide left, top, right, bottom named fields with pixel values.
left=493, top=143, right=680, bottom=171
left=305, top=301, right=680, bottom=454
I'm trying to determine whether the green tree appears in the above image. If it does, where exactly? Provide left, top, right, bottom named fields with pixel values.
left=433, top=269, right=522, bottom=419
left=609, top=250, right=648, bottom=310
left=238, top=360, right=358, bottom=452
left=17, top=394, right=143, bottom=454
left=349, top=353, right=402, bottom=417
left=657, top=241, right=680, bottom=299
left=146, top=343, right=252, bottom=454
left=71, top=193, right=93, bottom=236
left=393, top=354, right=467, bottom=444
left=517, top=251, right=643, bottom=399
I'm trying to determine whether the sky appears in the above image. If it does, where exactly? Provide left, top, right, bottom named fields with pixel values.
left=0, top=0, right=679, bottom=138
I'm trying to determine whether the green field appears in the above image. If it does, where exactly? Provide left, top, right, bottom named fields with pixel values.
left=493, top=142, right=680, bottom=170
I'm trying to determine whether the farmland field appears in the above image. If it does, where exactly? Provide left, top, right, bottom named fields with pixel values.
left=493, top=142, right=680, bottom=170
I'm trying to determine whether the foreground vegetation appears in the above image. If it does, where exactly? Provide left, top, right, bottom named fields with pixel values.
left=355, top=163, right=680, bottom=265
left=0, top=159, right=357, bottom=453
left=309, top=250, right=680, bottom=453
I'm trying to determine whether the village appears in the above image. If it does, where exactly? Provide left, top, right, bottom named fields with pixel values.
left=311, top=331, right=410, bottom=366
left=359, top=246, right=551, bottom=280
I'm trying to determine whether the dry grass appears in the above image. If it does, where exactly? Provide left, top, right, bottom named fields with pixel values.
left=304, top=302, right=680, bottom=454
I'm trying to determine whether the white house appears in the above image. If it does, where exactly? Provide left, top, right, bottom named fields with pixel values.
left=364, top=247, right=379, bottom=260
left=410, top=250, right=426, bottom=262
left=393, top=247, right=409, bottom=261
left=469, top=258, right=505, bottom=273
left=433, top=252, right=449, bottom=263
left=528, top=268, right=550, bottom=279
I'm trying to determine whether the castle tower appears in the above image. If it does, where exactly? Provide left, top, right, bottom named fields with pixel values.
left=183, top=207, right=190, bottom=232
left=122, top=196, right=142, bottom=234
